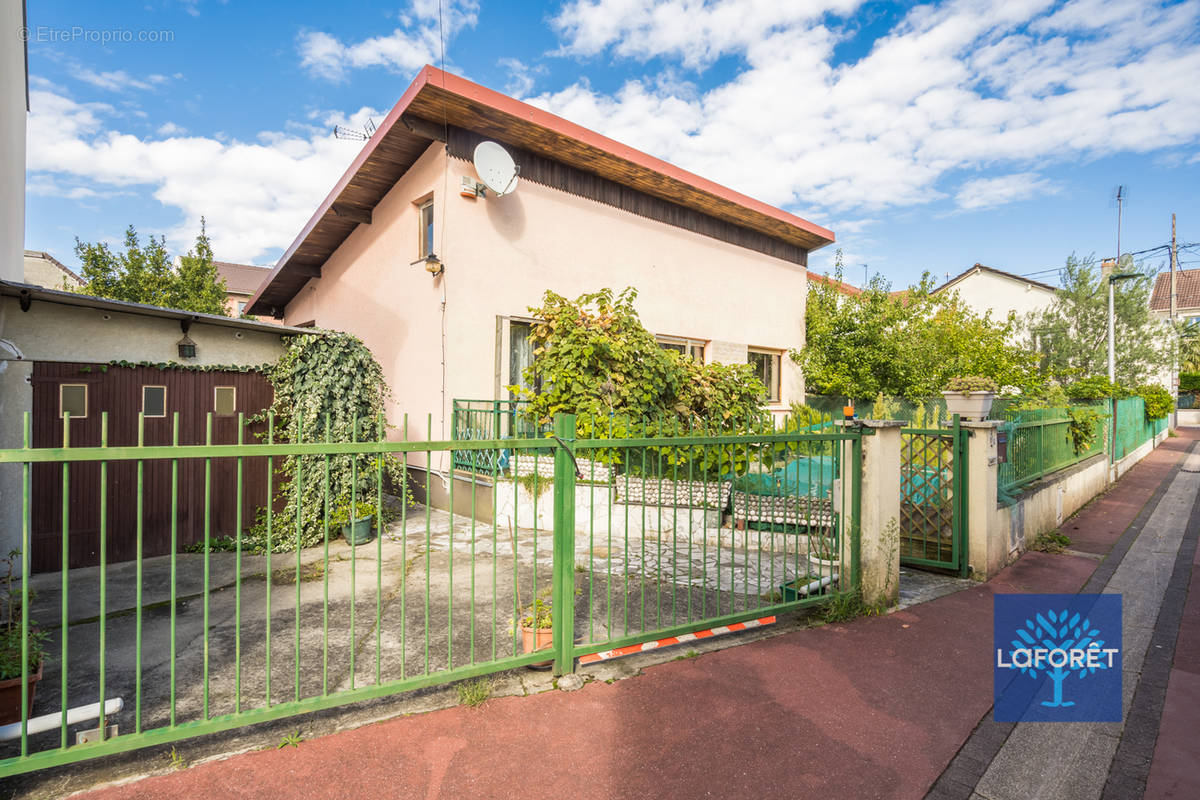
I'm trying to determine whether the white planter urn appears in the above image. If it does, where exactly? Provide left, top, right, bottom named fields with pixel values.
left=941, top=391, right=995, bottom=421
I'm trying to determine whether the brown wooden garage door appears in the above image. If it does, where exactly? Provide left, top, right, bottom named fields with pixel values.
left=31, top=362, right=275, bottom=573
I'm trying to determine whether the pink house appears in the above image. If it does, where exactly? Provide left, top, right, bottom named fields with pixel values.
left=248, top=66, right=834, bottom=479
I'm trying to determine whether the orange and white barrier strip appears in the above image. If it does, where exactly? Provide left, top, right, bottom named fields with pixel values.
left=578, top=616, right=776, bottom=665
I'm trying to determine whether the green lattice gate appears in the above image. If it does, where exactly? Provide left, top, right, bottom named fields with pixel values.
left=900, top=419, right=969, bottom=576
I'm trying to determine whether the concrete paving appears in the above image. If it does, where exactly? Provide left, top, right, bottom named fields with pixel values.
left=4, top=429, right=1196, bottom=800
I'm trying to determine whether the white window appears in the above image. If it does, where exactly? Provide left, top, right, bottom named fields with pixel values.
left=142, top=386, right=167, bottom=418
left=418, top=198, right=435, bottom=258
left=656, top=335, right=706, bottom=364
left=236, top=301, right=247, bottom=316
left=748, top=348, right=782, bottom=403
left=214, top=386, right=237, bottom=416
left=60, top=384, right=88, bottom=419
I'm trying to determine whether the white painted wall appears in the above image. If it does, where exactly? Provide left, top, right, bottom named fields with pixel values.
left=0, top=0, right=23, bottom=285
left=938, top=269, right=1056, bottom=323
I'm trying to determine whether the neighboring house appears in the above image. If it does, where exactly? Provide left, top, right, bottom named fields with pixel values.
left=214, top=260, right=277, bottom=321
left=931, top=263, right=1057, bottom=322
left=23, top=249, right=82, bottom=288
left=1149, top=267, right=1200, bottom=399
left=1149, top=267, right=1200, bottom=325
left=248, top=66, right=835, bottom=473
left=0, top=279, right=312, bottom=571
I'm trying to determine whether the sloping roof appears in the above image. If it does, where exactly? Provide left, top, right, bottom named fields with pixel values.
left=1150, top=268, right=1200, bottom=312
left=933, top=263, right=1057, bottom=295
left=215, top=261, right=272, bottom=295
left=808, top=272, right=861, bottom=296
left=23, top=249, right=82, bottom=286
left=249, top=65, right=835, bottom=316
left=0, top=280, right=317, bottom=335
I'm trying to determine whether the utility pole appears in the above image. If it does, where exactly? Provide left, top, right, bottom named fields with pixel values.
left=1109, top=186, right=1125, bottom=383
left=1171, top=213, right=1178, bottom=320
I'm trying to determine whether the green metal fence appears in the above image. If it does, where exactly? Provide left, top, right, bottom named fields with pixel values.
left=997, top=404, right=1108, bottom=496
left=1112, top=396, right=1168, bottom=461
left=0, top=411, right=861, bottom=777
left=450, top=399, right=546, bottom=474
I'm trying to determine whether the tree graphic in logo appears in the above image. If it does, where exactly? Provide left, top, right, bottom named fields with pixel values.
left=1009, top=609, right=1111, bottom=708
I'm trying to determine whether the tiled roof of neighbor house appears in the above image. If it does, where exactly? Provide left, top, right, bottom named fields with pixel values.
left=933, top=263, right=1057, bottom=295
left=23, top=249, right=82, bottom=286
left=249, top=65, right=835, bottom=316
left=215, top=261, right=272, bottom=295
left=808, top=273, right=861, bottom=296
left=1150, top=268, right=1200, bottom=312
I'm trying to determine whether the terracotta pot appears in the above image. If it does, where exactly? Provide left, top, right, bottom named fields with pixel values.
left=0, top=662, right=43, bottom=725
left=521, top=626, right=554, bottom=668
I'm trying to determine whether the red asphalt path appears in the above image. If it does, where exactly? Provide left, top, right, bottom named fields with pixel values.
left=79, top=431, right=1197, bottom=800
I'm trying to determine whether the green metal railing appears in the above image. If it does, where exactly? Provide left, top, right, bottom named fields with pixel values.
left=1112, top=396, right=1168, bottom=462
left=997, top=405, right=1108, bottom=496
left=450, top=399, right=544, bottom=475
left=0, top=411, right=862, bottom=776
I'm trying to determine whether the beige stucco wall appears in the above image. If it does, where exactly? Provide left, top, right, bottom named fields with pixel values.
left=283, top=144, right=810, bottom=456
left=940, top=270, right=1056, bottom=324
left=0, top=296, right=290, bottom=366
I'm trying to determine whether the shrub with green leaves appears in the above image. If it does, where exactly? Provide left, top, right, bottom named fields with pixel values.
left=1136, top=384, right=1173, bottom=420
left=942, top=375, right=999, bottom=394
left=513, top=288, right=768, bottom=479
left=1064, top=375, right=1128, bottom=401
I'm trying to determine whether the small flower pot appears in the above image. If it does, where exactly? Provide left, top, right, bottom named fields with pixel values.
left=0, top=662, right=43, bottom=725
left=521, top=626, right=554, bottom=669
left=942, top=391, right=995, bottom=421
left=341, top=515, right=376, bottom=546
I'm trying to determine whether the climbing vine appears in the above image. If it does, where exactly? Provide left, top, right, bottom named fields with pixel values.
left=231, top=332, right=408, bottom=553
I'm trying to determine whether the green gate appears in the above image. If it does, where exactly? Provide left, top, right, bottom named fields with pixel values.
left=899, top=418, right=969, bottom=576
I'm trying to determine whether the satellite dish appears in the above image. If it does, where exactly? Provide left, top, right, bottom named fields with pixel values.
left=473, top=141, right=520, bottom=196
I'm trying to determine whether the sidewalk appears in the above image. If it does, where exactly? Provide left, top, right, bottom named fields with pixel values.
left=50, top=430, right=1200, bottom=799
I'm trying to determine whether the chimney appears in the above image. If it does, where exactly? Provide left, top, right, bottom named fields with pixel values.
left=1101, top=258, right=1116, bottom=279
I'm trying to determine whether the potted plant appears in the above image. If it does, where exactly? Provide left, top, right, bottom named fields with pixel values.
left=942, top=376, right=999, bottom=421
left=519, top=593, right=554, bottom=669
left=329, top=500, right=379, bottom=546
left=0, top=550, right=47, bottom=725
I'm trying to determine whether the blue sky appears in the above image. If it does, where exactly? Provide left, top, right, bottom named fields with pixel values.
left=23, top=0, right=1200, bottom=289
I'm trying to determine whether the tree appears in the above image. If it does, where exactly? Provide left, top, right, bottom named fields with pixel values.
left=1023, top=254, right=1166, bottom=386
left=73, top=219, right=229, bottom=316
left=794, top=252, right=1037, bottom=399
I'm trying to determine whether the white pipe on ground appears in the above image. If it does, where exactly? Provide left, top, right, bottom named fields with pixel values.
left=0, top=698, right=123, bottom=741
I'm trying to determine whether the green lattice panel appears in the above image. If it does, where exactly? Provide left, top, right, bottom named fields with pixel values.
left=900, top=432, right=955, bottom=565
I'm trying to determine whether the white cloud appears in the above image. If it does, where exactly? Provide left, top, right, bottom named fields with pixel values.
left=298, top=0, right=478, bottom=82
left=552, top=0, right=864, bottom=69
left=26, top=88, right=366, bottom=264
left=541, top=0, right=1200, bottom=219
left=498, top=58, right=545, bottom=98
left=75, top=69, right=170, bottom=92
left=955, top=172, right=1057, bottom=210
left=157, top=121, right=187, bottom=136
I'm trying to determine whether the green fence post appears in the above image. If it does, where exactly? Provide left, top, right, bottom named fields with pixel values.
left=849, top=427, right=863, bottom=593
left=551, top=413, right=577, bottom=676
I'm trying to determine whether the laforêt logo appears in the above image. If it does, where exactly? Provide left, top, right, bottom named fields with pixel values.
left=993, top=593, right=1122, bottom=722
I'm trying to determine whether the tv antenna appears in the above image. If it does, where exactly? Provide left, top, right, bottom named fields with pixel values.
left=333, top=118, right=377, bottom=142
left=472, top=141, right=520, bottom=197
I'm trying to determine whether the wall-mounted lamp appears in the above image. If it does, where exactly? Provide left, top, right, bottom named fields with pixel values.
left=411, top=253, right=444, bottom=276
left=177, top=334, right=197, bottom=359
left=178, top=316, right=197, bottom=359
